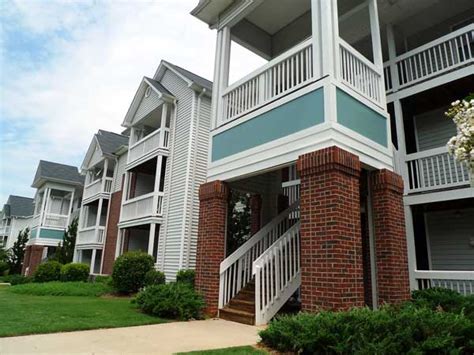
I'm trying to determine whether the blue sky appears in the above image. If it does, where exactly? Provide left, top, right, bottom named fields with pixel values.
left=0, top=0, right=265, bottom=204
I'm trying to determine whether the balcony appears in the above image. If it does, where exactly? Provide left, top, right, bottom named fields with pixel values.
left=43, top=213, right=69, bottom=229
left=415, top=270, right=474, bottom=296
left=127, top=128, right=170, bottom=167
left=405, top=147, right=471, bottom=194
left=77, top=226, right=105, bottom=245
left=120, top=192, right=164, bottom=223
left=384, top=24, right=474, bottom=93
left=83, top=177, right=113, bottom=202
left=0, top=226, right=10, bottom=236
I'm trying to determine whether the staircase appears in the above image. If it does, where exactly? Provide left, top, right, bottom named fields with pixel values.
left=218, top=200, right=301, bottom=325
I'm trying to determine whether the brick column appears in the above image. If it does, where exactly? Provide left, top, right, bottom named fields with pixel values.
left=101, top=190, right=122, bottom=274
left=371, top=169, right=410, bottom=304
left=21, top=246, right=32, bottom=275
left=249, top=194, right=262, bottom=235
left=23, top=245, right=44, bottom=276
left=297, top=146, right=364, bottom=311
left=195, top=180, right=229, bottom=316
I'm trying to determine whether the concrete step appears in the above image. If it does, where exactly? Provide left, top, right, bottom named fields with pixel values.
left=219, top=307, right=255, bottom=325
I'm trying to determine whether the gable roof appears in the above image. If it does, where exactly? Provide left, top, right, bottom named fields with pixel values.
left=96, top=130, right=129, bottom=156
left=145, top=77, right=173, bottom=96
left=2, top=195, right=34, bottom=218
left=32, top=160, right=84, bottom=188
left=162, top=61, right=213, bottom=92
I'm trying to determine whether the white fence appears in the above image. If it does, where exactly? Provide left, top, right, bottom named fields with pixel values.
left=128, top=128, right=169, bottom=165
left=415, top=270, right=474, bottom=296
left=121, top=192, right=164, bottom=222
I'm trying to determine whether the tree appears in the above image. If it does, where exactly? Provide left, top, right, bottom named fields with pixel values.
left=53, top=217, right=78, bottom=264
left=8, top=228, right=29, bottom=274
left=226, top=190, right=251, bottom=256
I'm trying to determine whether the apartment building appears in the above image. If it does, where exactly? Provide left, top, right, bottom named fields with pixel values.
left=0, top=195, right=34, bottom=249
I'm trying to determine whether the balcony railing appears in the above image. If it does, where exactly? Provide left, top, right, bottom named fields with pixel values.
left=415, top=270, right=474, bottom=296
left=0, top=226, right=10, bottom=236
left=83, top=177, right=113, bottom=201
left=385, top=24, right=474, bottom=92
left=405, top=146, right=470, bottom=193
left=128, top=128, right=170, bottom=165
left=120, top=192, right=164, bottom=222
left=77, top=226, right=105, bottom=245
left=43, top=213, right=69, bottom=229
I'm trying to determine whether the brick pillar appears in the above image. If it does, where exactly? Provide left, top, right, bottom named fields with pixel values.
left=23, top=245, right=44, bottom=276
left=195, top=180, right=229, bottom=316
left=101, top=190, right=122, bottom=274
left=371, top=169, right=410, bottom=304
left=297, top=146, right=364, bottom=311
left=249, top=194, right=262, bottom=235
left=21, top=246, right=32, bottom=275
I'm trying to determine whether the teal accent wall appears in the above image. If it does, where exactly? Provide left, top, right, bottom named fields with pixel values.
left=39, top=228, right=65, bottom=240
left=30, top=228, right=38, bottom=239
left=212, top=88, right=324, bottom=161
left=336, top=89, right=388, bottom=147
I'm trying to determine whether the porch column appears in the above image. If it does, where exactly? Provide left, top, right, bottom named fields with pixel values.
left=90, top=249, right=97, bottom=275
left=297, top=146, right=364, bottom=311
left=249, top=194, right=262, bottom=235
left=95, top=198, right=104, bottom=242
left=148, top=223, right=156, bottom=261
left=404, top=205, right=418, bottom=290
left=371, top=169, right=410, bottom=304
left=65, top=190, right=75, bottom=227
left=195, top=180, right=229, bottom=316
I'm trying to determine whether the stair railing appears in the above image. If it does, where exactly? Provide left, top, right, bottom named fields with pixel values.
left=219, top=201, right=300, bottom=309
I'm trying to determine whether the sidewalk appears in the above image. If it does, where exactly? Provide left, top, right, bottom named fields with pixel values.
left=0, top=319, right=261, bottom=354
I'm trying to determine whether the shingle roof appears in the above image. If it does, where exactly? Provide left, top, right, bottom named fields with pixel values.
left=2, top=195, right=34, bottom=218
left=32, top=160, right=84, bottom=188
left=164, top=61, right=213, bottom=92
left=144, top=77, right=173, bottom=96
left=96, top=130, right=129, bottom=156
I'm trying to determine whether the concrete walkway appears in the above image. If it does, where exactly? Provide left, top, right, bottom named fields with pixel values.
left=0, top=319, right=261, bottom=354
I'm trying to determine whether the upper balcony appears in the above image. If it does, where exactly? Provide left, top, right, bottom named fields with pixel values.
left=83, top=177, right=113, bottom=202
left=127, top=127, right=170, bottom=168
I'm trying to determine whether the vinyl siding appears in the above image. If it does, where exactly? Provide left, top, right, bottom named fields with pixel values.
left=132, top=87, right=162, bottom=124
left=415, top=107, right=456, bottom=151
left=426, top=208, right=474, bottom=271
left=113, top=154, right=127, bottom=192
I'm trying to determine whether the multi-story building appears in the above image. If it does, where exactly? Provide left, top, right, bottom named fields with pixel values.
left=0, top=195, right=34, bottom=249
left=191, top=0, right=473, bottom=325
left=74, top=130, right=128, bottom=274
left=22, top=160, right=84, bottom=275
left=114, top=60, right=213, bottom=280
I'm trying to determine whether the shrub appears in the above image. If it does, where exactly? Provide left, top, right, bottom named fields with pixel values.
left=60, top=263, right=89, bottom=282
left=135, top=282, right=205, bottom=320
left=144, top=269, right=166, bottom=287
left=259, top=305, right=474, bottom=354
left=33, top=261, right=62, bottom=283
left=112, top=252, right=154, bottom=294
left=1, top=274, right=32, bottom=285
left=412, top=287, right=474, bottom=320
left=9, top=281, right=112, bottom=297
left=176, top=269, right=195, bottom=286
left=0, top=261, right=9, bottom=276
left=94, top=275, right=112, bottom=284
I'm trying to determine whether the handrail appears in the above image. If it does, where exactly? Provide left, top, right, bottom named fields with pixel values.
left=405, top=146, right=448, bottom=161
left=339, top=38, right=380, bottom=73
left=415, top=270, right=474, bottom=281
left=85, top=178, right=102, bottom=188
left=122, top=191, right=156, bottom=205
left=129, top=128, right=161, bottom=150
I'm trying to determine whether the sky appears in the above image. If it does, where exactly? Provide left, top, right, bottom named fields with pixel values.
left=0, top=0, right=265, bottom=204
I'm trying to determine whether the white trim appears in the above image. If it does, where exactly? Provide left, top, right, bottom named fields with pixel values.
left=404, top=205, right=418, bottom=289
left=404, top=187, right=474, bottom=206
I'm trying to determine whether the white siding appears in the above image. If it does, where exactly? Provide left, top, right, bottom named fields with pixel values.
left=415, top=107, right=456, bottom=151
left=113, top=153, right=127, bottom=193
left=426, top=208, right=474, bottom=271
left=5, top=217, right=32, bottom=249
left=132, top=86, right=161, bottom=124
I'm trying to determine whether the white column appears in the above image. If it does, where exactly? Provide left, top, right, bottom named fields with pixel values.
left=404, top=205, right=418, bottom=290
left=394, top=99, right=409, bottom=192
left=386, top=24, right=400, bottom=91
left=148, top=223, right=156, bottom=261
left=115, top=230, right=123, bottom=258
left=319, top=0, right=338, bottom=78
left=153, top=156, right=164, bottom=216
left=95, top=198, right=104, bottom=242
left=90, top=249, right=97, bottom=274
left=101, top=159, right=109, bottom=193
left=160, top=103, right=168, bottom=147
left=217, top=26, right=231, bottom=127
left=39, top=188, right=49, bottom=228
left=41, top=187, right=51, bottom=226
left=211, top=30, right=224, bottom=128
left=119, top=172, right=130, bottom=221
left=65, top=190, right=75, bottom=227
left=310, top=0, right=321, bottom=78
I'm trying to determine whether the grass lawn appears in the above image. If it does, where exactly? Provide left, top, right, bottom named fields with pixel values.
left=0, top=287, right=166, bottom=337
left=178, top=346, right=267, bottom=354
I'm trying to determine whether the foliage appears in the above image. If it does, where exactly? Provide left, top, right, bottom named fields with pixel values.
left=0, top=261, right=9, bottom=276
left=259, top=304, right=474, bottom=354
left=112, top=251, right=154, bottom=294
left=33, top=261, right=62, bottom=283
left=176, top=269, right=195, bottom=286
left=412, top=287, right=474, bottom=320
left=94, top=275, right=112, bottom=285
left=226, top=190, right=251, bottom=256
left=177, top=346, right=267, bottom=355
left=52, top=218, right=78, bottom=264
left=1, top=274, right=32, bottom=285
left=9, top=281, right=112, bottom=297
left=7, top=228, right=29, bottom=274
left=60, top=263, right=90, bottom=282
left=144, top=269, right=166, bottom=287
left=135, top=282, right=205, bottom=320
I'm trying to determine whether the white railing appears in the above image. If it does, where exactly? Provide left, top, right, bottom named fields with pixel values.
left=97, top=227, right=105, bottom=243
left=128, top=128, right=169, bottom=165
left=43, top=213, right=69, bottom=229
left=339, top=38, right=384, bottom=107
left=121, top=192, right=164, bottom=222
left=384, top=24, right=474, bottom=91
left=31, top=214, right=41, bottom=229
left=83, top=177, right=113, bottom=201
left=405, top=147, right=470, bottom=193
left=415, top=270, right=474, bottom=296
left=0, top=226, right=10, bottom=235
left=254, top=222, right=301, bottom=325
left=221, top=38, right=313, bottom=122
left=219, top=201, right=300, bottom=309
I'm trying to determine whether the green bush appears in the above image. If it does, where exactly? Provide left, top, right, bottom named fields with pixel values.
left=60, top=263, right=89, bottom=282
left=176, top=269, right=195, bottom=286
left=112, top=252, right=154, bottom=294
left=9, top=281, right=112, bottom=297
left=144, top=269, right=166, bottom=287
left=259, top=305, right=474, bottom=354
left=33, top=261, right=62, bottom=283
left=94, top=275, right=112, bottom=284
left=0, top=261, right=9, bottom=276
left=412, top=287, right=474, bottom=319
left=1, top=274, right=32, bottom=285
left=135, top=282, right=205, bottom=320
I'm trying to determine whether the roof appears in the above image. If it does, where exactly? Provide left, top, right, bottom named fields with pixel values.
left=144, top=77, right=173, bottom=96
left=32, top=160, right=84, bottom=188
left=96, top=130, right=129, bottom=156
left=2, top=195, right=34, bottom=218
left=160, top=61, right=213, bottom=92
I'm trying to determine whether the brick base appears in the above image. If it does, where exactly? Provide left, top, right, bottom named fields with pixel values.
left=195, top=180, right=229, bottom=316
left=22, top=245, right=44, bottom=276
left=101, top=190, right=123, bottom=274
left=297, top=146, right=365, bottom=311
left=371, top=169, right=410, bottom=304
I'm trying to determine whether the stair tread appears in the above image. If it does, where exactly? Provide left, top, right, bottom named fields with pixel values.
left=221, top=307, right=254, bottom=317
left=230, top=298, right=255, bottom=305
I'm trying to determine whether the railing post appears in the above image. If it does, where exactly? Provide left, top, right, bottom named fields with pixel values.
left=258, top=73, right=265, bottom=104
left=254, top=265, right=262, bottom=325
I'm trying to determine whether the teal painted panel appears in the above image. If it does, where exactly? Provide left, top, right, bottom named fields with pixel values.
left=30, top=228, right=37, bottom=239
left=212, top=88, right=324, bottom=161
left=336, top=89, right=388, bottom=147
left=39, top=228, right=65, bottom=240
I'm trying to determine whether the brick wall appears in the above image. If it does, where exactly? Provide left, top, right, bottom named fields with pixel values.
left=371, top=169, right=410, bottom=304
left=101, top=190, right=123, bottom=275
left=195, top=180, right=229, bottom=316
left=22, top=245, right=44, bottom=276
left=297, top=146, right=365, bottom=311
left=250, top=194, right=262, bottom=235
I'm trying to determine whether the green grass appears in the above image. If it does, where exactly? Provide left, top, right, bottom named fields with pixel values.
left=9, top=281, right=113, bottom=297
left=177, top=346, right=267, bottom=354
left=0, top=288, right=166, bottom=337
